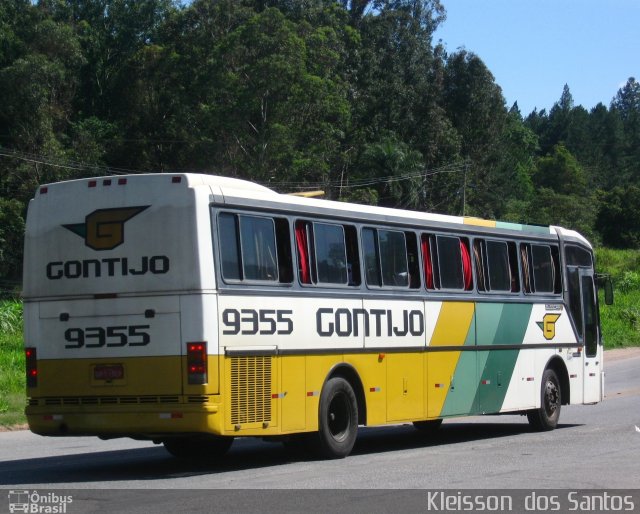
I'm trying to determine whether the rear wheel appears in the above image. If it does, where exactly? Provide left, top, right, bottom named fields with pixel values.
left=527, top=368, right=561, bottom=431
left=313, top=377, right=358, bottom=459
left=163, top=435, right=233, bottom=461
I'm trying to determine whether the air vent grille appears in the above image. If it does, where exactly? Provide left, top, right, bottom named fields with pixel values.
left=230, top=356, right=272, bottom=425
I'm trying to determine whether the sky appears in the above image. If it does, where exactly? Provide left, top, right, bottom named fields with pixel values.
left=434, top=0, right=640, bottom=115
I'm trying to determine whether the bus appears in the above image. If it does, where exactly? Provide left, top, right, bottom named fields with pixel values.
left=23, top=173, right=612, bottom=459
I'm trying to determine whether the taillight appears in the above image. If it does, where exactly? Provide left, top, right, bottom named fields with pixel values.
left=187, top=342, right=207, bottom=385
left=25, top=347, right=37, bottom=388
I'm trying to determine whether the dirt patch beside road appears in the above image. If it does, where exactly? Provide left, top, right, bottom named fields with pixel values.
left=604, top=346, right=640, bottom=362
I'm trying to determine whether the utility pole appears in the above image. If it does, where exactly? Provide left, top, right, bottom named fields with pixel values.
left=462, top=161, right=468, bottom=217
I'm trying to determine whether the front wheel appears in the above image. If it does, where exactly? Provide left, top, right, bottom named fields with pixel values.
left=313, top=377, right=358, bottom=459
left=527, top=368, right=561, bottom=431
left=163, top=435, right=233, bottom=461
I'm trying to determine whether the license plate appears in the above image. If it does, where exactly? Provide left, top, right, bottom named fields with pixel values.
left=93, top=364, right=124, bottom=381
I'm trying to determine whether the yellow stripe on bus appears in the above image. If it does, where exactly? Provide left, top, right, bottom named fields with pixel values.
left=427, top=302, right=475, bottom=417
left=463, top=217, right=496, bottom=228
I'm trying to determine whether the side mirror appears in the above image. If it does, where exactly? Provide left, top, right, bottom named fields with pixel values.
left=596, top=274, right=614, bottom=305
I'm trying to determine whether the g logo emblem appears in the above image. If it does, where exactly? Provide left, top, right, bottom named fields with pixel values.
left=63, top=206, right=149, bottom=251
left=537, top=313, right=561, bottom=340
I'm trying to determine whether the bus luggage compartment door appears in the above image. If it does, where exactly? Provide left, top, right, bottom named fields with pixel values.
left=34, top=296, right=183, bottom=397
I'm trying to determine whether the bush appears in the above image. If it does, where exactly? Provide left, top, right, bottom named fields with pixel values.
left=0, top=300, right=22, bottom=335
left=0, top=299, right=25, bottom=426
left=617, top=271, right=640, bottom=293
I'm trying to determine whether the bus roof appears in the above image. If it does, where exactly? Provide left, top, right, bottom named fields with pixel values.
left=35, top=173, right=590, bottom=246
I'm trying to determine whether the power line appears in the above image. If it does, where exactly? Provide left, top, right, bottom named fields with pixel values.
left=264, top=162, right=466, bottom=191
left=0, top=148, right=147, bottom=176
left=0, top=147, right=467, bottom=194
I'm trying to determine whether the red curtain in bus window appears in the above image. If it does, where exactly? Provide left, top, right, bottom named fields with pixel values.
left=295, top=221, right=311, bottom=284
left=421, top=235, right=434, bottom=289
left=460, top=239, right=473, bottom=291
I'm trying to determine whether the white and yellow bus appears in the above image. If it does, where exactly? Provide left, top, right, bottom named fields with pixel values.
left=23, top=173, right=611, bottom=459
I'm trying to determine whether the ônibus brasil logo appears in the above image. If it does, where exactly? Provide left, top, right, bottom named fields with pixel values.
left=63, top=206, right=149, bottom=251
left=8, top=490, right=73, bottom=513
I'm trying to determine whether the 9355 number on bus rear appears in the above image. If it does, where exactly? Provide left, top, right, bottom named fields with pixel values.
left=64, top=325, right=151, bottom=349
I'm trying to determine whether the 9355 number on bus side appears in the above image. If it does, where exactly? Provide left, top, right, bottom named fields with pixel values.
left=222, top=309, right=293, bottom=336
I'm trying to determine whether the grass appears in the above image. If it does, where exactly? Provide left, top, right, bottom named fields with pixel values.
left=595, top=248, right=640, bottom=349
left=0, top=299, right=26, bottom=428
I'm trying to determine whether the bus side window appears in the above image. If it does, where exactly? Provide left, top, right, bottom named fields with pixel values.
left=405, top=231, right=420, bottom=289
left=460, top=238, right=473, bottom=291
left=475, top=239, right=519, bottom=293
left=219, top=212, right=242, bottom=280
left=521, top=243, right=532, bottom=293
left=379, top=229, right=409, bottom=287
left=344, top=225, right=361, bottom=286
left=486, top=240, right=511, bottom=292
left=507, top=242, right=520, bottom=292
left=362, top=227, right=381, bottom=287
left=436, top=235, right=472, bottom=291
left=218, top=212, right=283, bottom=283
left=363, top=227, right=411, bottom=288
left=520, top=243, right=561, bottom=294
left=296, top=220, right=359, bottom=287
left=275, top=218, right=293, bottom=283
left=421, top=234, right=439, bottom=290
left=295, top=220, right=312, bottom=284
left=314, top=222, right=348, bottom=285
left=531, top=244, right=554, bottom=293
left=473, top=239, right=487, bottom=292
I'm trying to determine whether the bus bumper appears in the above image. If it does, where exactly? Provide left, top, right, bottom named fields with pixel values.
left=25, top=402, right=224, bottom=439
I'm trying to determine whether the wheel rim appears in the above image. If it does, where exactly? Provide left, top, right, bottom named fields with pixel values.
left=327, top=392, right=351, bottom=442
left=543, top=379, right=559, bottom=416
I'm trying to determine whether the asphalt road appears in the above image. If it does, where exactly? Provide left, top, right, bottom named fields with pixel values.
left=1, top=349, right=639, bottom=512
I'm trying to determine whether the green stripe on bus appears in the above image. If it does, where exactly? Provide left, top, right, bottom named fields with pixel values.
left=496, top=221, right=551, bottom=235
left=474, top=303, right=533, bottom=413
left=440, top=315, right=477, bottom=416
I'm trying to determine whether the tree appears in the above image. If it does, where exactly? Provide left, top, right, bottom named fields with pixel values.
left=611, top=77, right=640, bottom=184
left=597, top=186, right=640, bottom=248
left=442, top=50, right=519, bottom=218
left=358, top=135, right=424, bottom=207
left=200, top=7, right=351, bottom=185
left=0, top=14, right=85, bottom=200
left=522, top=188, right=599, bottom=244
left=0, top=198, right=24, bottom=282
left=534, top=144, right=587, bottom=196
left=611, top=77, right=640, bottom=121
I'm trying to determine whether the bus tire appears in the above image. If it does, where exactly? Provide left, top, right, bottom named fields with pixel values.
left=527, top=368, right=561, bottom=431
left=413, top=419, right=443, bottom=433
left=315, top=377, right=358, bottom=459
left=163, top=435, right=233, bottom=461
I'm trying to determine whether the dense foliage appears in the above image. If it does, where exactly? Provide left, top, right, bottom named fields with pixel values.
left=0, top=299, right=24, bottom=425
left=1, top=0, right=639, bottom=288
